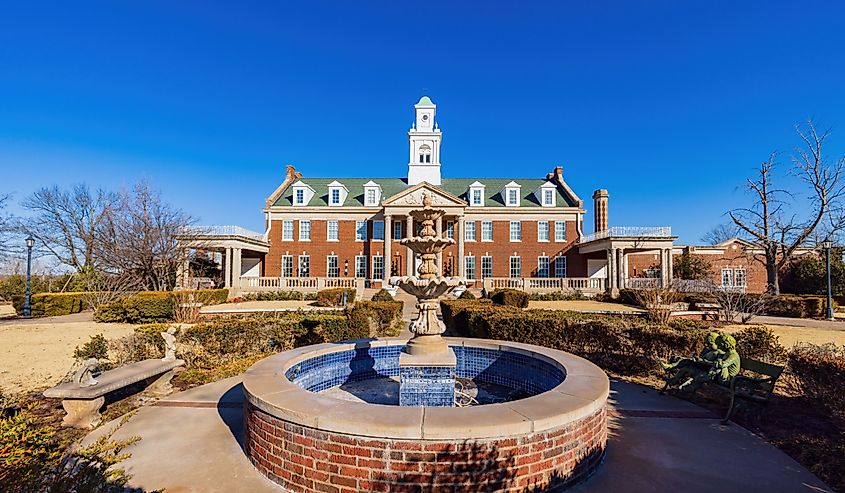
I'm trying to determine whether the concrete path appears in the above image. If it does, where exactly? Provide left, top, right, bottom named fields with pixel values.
left=84, top=378, right=831, bottom=493
left=752, top=314, right=845, bottom=331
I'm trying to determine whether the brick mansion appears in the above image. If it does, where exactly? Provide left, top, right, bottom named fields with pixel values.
left=182, top=97, right=781, bottom=296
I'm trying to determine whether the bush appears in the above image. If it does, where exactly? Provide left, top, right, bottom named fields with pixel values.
left=765, top=295, right=834, bottom=318
left=733, top=326, right=788, bottom=364
left=440, top=299, right=518, bottom=338
left=348, top=301, right=403, bottom=337
left=458, top=289, right=476, bottom=300
left=489, top=289, right=529, bottom=308
left=94, top=289, right=230, bottom=323
left=242, top=290, right=315, bottom=302
left=789, top=343, right=845, bottom=421
left=529, top=291, right=587, bottom=301
left=13, top=292, right=89, bottom=317
left=371, top=289, right=395, bottom=302
left=73, top=334, right=109, bottom=360
left=616, top=289, right=640, bottom=306
left=315, top=288, right=356, bottom=307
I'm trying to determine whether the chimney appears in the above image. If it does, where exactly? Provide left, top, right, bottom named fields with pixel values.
left=592, top=189, right=609, bottom=233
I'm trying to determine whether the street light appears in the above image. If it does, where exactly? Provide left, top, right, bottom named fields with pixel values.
left=822, top=240, right=834, bottom=321
left=23, top=235, right=35, bottom=317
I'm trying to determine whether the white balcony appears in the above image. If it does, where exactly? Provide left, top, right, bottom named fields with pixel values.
left=481, top=277, right=607, bottom=294
left=579, top=227, right=672, bottom=244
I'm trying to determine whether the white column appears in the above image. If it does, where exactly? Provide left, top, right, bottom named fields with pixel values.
left=661, top=248, right=672, bottom=288
left=667, top=248, right=674, bottom=284
left=457, top=216, right=465, bottom=277
left=383, top=215, right=392, bottom=281
left=616, top=249, right=625, bottom=290
left=607, top=248, right=616, bottom=292
left=224, top=248, right=232, bottom=288
left=232, top=248, right=242, bottom=288
left=406, top=215, right=414, bottom=276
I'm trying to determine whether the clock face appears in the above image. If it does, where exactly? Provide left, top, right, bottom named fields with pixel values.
left=421, top=114, right=429, bottom=121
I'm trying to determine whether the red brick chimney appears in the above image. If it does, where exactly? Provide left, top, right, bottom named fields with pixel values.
left=592, top=189, right=609, bottom=233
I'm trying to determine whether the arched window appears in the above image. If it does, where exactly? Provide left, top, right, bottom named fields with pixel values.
left=418, top=144, right=432, bottom=163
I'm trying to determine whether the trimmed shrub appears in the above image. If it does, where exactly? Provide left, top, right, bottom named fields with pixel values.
left=73, top=334, right=109, bottom=360
left=371, top=289, right=395, bottom=302
left=458, top=289, right=477, bottom=300
left=242, top=290, right=316, bottom=302
left=315, top=288, right=356, bottom=307
left=789, top=343, right=845, bottom=421
left=94, top=289, right=230, bottom=323
left=529, top=291, right=587, bottom=301
left=489, top=288, right=529, bottom=308
left=616, top=289, right=641, bottom=306
left=765, top=295, right=834, bottom=318
left=13, top=292, right=89, bottom=317
left=190, top=288, right=229, bottom=305
left=348, top=301, right=403, bottom=337
left=733, top=326, right=788, bottom=364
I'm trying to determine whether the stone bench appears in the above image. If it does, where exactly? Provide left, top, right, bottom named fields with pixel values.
left=44, top=358, right=184, bottom=428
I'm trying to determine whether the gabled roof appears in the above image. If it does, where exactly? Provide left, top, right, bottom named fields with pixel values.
left=468, top=181, right=485, bottom=188
left=382, top=182, right=465, bottom=206
left=363, top=180, right=382, bottom=188
left=415, top=96, right=435, bottom=107
left=292, top=180, right=315, bottom=191
left=326, top=180, right=348, bottom=189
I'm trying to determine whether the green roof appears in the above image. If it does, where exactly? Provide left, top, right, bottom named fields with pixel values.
left=416, top=96, right=434, bottom=106
left=276, top=178, right=579, bottom=208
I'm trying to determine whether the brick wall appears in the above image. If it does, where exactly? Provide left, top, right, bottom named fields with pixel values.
left=244, top=401, right=607, bottom=492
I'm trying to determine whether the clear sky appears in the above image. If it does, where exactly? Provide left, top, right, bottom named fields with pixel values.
left=1, top=1, right=844, bottom=244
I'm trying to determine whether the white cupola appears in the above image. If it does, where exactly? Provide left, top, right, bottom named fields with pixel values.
left=407, top=96, right=442, bottom=186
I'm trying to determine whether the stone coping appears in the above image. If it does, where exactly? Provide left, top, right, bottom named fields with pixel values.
left=242, top=337, right=608, bottom=440
left=44, top=359, right=184, bottom=399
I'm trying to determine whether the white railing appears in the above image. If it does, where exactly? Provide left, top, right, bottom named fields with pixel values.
left=579, top=226, right=672, bottom=244
left=483, top=277, right=606, bottom=293
left=239, top=277, right=365, bottom=292
left=194, top=225, right=266, bottom=241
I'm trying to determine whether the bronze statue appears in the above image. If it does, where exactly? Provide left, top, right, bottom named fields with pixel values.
left=663, top=332, right=741, bottom=392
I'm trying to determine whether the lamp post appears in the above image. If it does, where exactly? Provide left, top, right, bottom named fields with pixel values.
left=823, top=240, right=834, bottom=321
left=23, top=235, right=35, bottom=317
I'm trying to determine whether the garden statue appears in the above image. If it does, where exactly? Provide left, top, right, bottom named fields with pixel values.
left=663, top=332, right=741, bottom=391
left=161, top=327, right=177, bottom=362
left=74, top=358, right=99, bottom=387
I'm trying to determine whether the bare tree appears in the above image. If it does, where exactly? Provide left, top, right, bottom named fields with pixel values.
left=729, top=121, right=845, bottom=294
left=700, top=223, right=739, bottom=245
left=631, top=284, right=683, bottom=325
left=19, top=185, right=114, bottom=272
left=79, top=268, right=142, bottom=310
left=709, top=282, right=771, bottom=324
left=95, top=182, right=195, bottom=291
left=0, top=193, right=14, bottom=258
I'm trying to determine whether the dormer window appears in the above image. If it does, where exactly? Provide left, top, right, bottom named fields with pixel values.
left=468, top=181, right=485, bottom=207
left=291, top=181, right=315, bottom=206
left=418, top=144, right=432, bottom=163
left=536, top=181, right=557, bottom=207
left=543, top=190, right=553, bottom=205
left=502, top=181, right=521, bottom=207
left=296, top=189, right=304, bottom=205
left=366, top=189, right=376, bottom=204
left=327, top=181, right=348, bottom=207
left=363, top=180, right=382, bottom=206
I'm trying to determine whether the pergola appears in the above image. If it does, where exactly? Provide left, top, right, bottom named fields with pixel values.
left=176, top=226, right=269, bottom=289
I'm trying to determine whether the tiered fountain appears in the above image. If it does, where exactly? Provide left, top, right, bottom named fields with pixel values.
left=391, top=193, right=463, bottom=406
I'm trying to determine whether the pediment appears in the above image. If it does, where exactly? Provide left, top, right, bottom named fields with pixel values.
left=383, top=182, right=467, bottom=207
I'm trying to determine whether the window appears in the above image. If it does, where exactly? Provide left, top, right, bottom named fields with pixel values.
left=537, top=256, right=549, bottom=277
left=481, top=221, right=493, bottom=241
left=507, top=189, right=518, bottom=206
left=734, top=268, right=747, bottom=287
left=509, top=256, right=522, bottom=278
left=446, top=221, right=454, bottom=239
left=372, top=256, right=384, bottom=280
left=282, top=220, right=294, bottom=241
left=554, top=255, right=567, bottom=278
left=419, top=144, right=431, bottom=163
left=355, top=220, right=367, bottom=241
left=721, top=268, right=733, bottom=287
left=481, top=256, right=493, bottom=279
left=299, top=220, right=311, bottom=241
left=327, top=220, right=339, bottom=241
left=509, top=221, right=521, bottom=241
left=366, top=189, right=377, bottom=206
left=465, top=221, right=476, bottom=241
left=330, top=188, right=341, bottom=205
left=327, top=256, right=339, bottom=278
left=393, top=221, right=403, bottom=240
left=355, top=256, right=367, bottom=278
left=537, top=221, right=549, bottom=242
left=464, top=256, right=476, bottom=280
left=543, top=189, right=554, bottom=206
left=295, top=189, right=305, bottom=205
left=281, top=255, right=294, bottom=277
left=372, top=220, right=384, bottom=241
left=555, top=221, right=566, bottom=242
left=472, top=189, right=482, bottom=206
left=298, top=255, right=310, bottom=277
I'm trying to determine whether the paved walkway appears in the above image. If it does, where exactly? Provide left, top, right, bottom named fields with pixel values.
left=752, top=314, right=845, bottom=330
left=83, top=377, right=831, bottom=493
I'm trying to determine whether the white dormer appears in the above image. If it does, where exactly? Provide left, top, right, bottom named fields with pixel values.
left=291, top=180, right=315, bottom=206
left=327, top=180, right=348, bottom=206
left=363, top=180, right=382, bottom=206
left=502, top=181, right=521, bottom=207
left=468, top=181, right=485, bottom=207
left=536, top=181, right=557, bottom=207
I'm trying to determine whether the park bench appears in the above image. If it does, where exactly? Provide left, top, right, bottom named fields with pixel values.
left=663, top=357, right=783, bottom=424
left=44, top=358, right=184, bottom=429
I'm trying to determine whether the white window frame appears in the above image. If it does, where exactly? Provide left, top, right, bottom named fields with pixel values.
left=465, top=221, right=476, bottom=241
left=554, top=221, right=566, bottom=242
left=393, top=221, right=402, bottom=240
left=355, top=220, right=367, bottom=241
left=509, top=256, right=522, bottom=278
left=372, top=255, right=384, bottom=280
left=327, top=256, right=339, bottom=278
left=537, top=256, right=550, bottom=278
left=537, top=221, right=549, bottom=242
left=464, top=256, right=476, bottom=280
left=372, top=220, right=384, bottom=241
left=281, top=255, right=294, bottom=278
left=355, top=255, right=367, bottom=278
left=734, top=268, right=747, bottom=287
left=509, top=221, right=521, bottom=242
left=295, top=188, right=305, bottom=205
left=721, top=268, right=733, bottom=287
left=472, top=189, right=483, bottom=206
left=298, top=255, right=310, bottom=277
left=330, top=188, right=342, bottom=206
left=507, top=189, right=518, bottom=206
left=299, top=220, right=311, bottom=241
left=282, top=220, right=294, bottom=241
left=481, top=256, right=493, bottom=279
left=481, top=221, right=493, bottom=242
left=327, top=220, right=339, bottom=241
left=365, top=189, right=377, bottom=206
left=543, top=189, right=554, bottom=207
left=446, top=221, right=455, bottom=239
left=554, top=255, right=567, bottom=278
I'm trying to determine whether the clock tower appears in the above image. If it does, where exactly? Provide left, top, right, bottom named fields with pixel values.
left=407, top=96, right=443, bottom=186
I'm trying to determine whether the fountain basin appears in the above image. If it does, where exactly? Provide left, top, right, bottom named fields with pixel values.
left=243, top=337, right=609, bottom=492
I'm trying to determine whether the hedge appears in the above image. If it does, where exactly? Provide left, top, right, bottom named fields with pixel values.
left=94, top=289, right=229, bottom=323
left=315, top=288, right=357, bottom=307
left=764, top=295, right=834, bottom=318
left=489, top=288, right=529, bottom=308
left=371, top=289, right=395, bottom=302
left=242, top=290, right=316, bottom=302
left=348, top=300, right=404, bottom=337
left=789, top=343, right=845, bottom=421
left=12, top=292, right=89, bottom=317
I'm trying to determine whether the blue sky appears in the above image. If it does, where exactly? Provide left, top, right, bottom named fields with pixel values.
left=1, top=1, right=844, bottom=244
